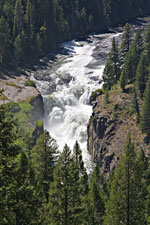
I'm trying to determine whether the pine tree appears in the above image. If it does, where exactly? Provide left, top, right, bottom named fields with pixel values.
left=102, top=60, right=114, bottom=90
left=32, top=130, right=59, bottom=203
left=0, top=106, right=20, bottom=224
left=48, top=144, right=86, bottom=225
left=144, top=24, right=150, bottom=62
left=15, top=152, right=41, bottom=225
left=119, top=23, right=132, bottom=67
left=103, top=134, right=146, bottom=225
left=134, top=29, right=143, bottom=59
left=135, top=52, right=148, bottom=97
left=133, top=149, right=148, bottom=225
left=13, top=0, right=24, bottom=38
left=103, top=37, right=120, bottom=90
left=14, top=31, right=27, bottom=66
left=0, top=16, right=11, bottom=64
left=87, top=165, right=106, bottom=225
left=120, top=29, right=143, bottom=84
left=120, top=66, right=128, bottom=91
left=140, top=78, right=150, bottom=139
left=73, top=141, right=88, bottom=194
left=24, top=0, right=37, bottom=64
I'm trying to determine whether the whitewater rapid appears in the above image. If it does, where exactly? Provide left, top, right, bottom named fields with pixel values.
left=31, top=32, right=122, bottom=173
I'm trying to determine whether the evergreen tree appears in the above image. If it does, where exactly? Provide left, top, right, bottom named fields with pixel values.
left=0, top=16, right=11, bottom=64
left=73, top=141, right=88, bottom=194
left=14, top=31, right=26, bottom=66
left=120, top=66, right=128, bottom=91
left=119, top=23, right=132, bottom=67
left=13, top=0, right=24, bottom=38
left=144, top=24, right=150, bottom=62
left=0, top=106, right=20, bottom=224
left=103, top=37, right=120, bottom=90
left=103, top=134, right=146, bottom=225
left=102, top=60, right=114, bottom=90
left=48, top=144, right=86, bottom=225
left=134, top=29, right=143, bottom=60
left=120, top=29, right=143, bottom=84
left=145, top=183, right=150, bottom=225
left=15, top=152, right=41, bottom=225
left=135, top=52, right=148, bottom=97
left=140, top=78, right=150, bottom=139
left=24, top=0, right=37, bottom=64
left=87, top=165, right=106, bottom=225
left=32, top=130, right=59, bottom=203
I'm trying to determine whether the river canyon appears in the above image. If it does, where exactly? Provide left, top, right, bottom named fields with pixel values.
left=30, top=20, right=147, bottom=173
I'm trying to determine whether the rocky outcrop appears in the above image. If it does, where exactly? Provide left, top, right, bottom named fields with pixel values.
left=88, top=86, right=148, bottom=177
left=29, top=94, right=44, bottom=126
left=0, top=72, right=44, bottom=125
left=88, top=113, right=123, bottom=176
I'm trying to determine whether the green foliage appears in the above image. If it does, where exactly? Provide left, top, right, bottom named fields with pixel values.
left=140, top=78, right=150, bottom=137
left=135, top=52, right=148, bottom=97
left=5, top=81, right=18, bottom=87
left=103, top=134, right=147, bottom=225
left=103, top=37, right=120, bottom=90
left=0, top=16, right=11, bottom=64
left=0, top=106, right=20, bottom=223
left=91, top=116, right=96, bottom=124
left=90, top=89, right=104, bottom=101
left=36, top=119, right=43, bottom=128
left=32, top=130, right=59, bottom=203
left=104, top=90, right=109, bottom=104
left=0, top=0, right=148, bottom=68
left=48, top=144, right=87, bottom=225
left=14, top=152, right=41, bottom=224
left=87, top=165, right=107, bottom=225
left=0, top=94, right=8, bottom=100
left=25, top=79, right=36, bottom=87
left=119, top=23, right=132, bottom=67
left=120, top=67, right=128, bottom=91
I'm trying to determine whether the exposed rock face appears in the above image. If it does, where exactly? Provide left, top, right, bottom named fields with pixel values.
left=88, top=113, right=122, bottom=176
left=29, top=94, right=44, bottom=126
left=0, top=72, right=44, bottom=125
left=88, top=86, right=148, bottom=177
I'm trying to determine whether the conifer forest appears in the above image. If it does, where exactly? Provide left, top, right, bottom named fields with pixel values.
left=1, top=0, right=150, bottom=225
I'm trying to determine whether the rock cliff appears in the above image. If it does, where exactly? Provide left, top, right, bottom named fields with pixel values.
left=88, top=85, right=149, bottom=177
left=0, top=71, right=44, bottom=125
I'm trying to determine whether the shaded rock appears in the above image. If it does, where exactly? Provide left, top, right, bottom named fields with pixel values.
left=32, top=120, right=44, bottom=146
left=29, top=94, right=44, bottom=126
left=0, top=72, right=44, bottom=126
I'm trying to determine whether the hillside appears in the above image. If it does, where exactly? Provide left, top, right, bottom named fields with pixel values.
left=88, top=84, right=149, bottom=177
left=0, top=0, right=150, bottom=69
left=87, top=21, right=150, bottom=178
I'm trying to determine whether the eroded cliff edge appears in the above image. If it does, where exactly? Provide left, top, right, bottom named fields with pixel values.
left=88, top=85, right=149, bottom=177
left=0, top=70, right=44, bottom=126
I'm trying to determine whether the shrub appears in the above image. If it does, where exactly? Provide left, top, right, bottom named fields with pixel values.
left=91, top=116, right=96, bottom=124
left=25, top=80, right=36, bottom=87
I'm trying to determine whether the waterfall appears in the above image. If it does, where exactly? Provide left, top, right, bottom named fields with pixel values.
left=31, top=32, right=122, bottom=173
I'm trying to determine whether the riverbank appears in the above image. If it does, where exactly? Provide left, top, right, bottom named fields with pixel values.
left=0, top=69, right=44, bottom=126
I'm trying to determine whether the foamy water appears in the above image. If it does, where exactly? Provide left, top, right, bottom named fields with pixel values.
left=31, top=32, right=122, bottom=173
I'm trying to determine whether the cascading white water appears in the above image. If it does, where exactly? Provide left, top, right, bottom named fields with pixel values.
left=31, top=32, right=122, bottom=173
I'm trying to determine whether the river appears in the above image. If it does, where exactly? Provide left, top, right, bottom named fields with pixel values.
left=30, top=30, right=126, bottom=172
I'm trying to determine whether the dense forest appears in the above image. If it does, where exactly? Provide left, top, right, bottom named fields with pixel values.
left=2, top=1, right=150, bottom=225
left=0, top=0, right=150, bottom=68
left=102, top=23, right=150, bottom=139
left=1, top=23, right=150, bottom=224
left=1, top=103, right=150, bottom=225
